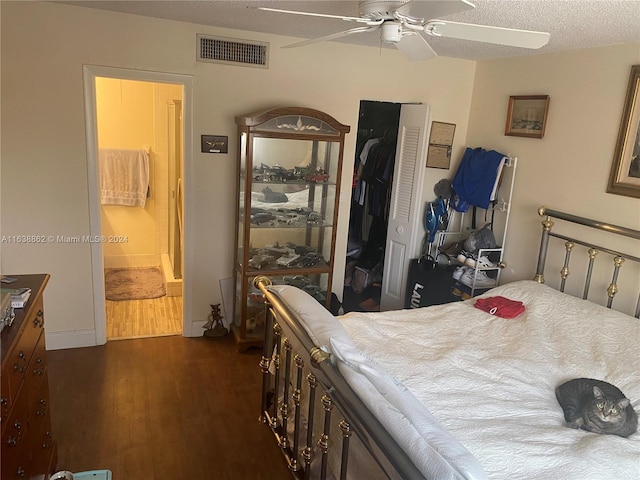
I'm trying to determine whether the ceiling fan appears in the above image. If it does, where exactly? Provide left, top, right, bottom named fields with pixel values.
left=258, top=0, right=550, bottom=61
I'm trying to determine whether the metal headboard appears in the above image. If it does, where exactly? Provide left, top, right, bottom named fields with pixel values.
left=535, top=206, right=640, bottom=318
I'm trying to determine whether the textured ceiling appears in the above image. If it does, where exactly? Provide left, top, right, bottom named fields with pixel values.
left=55, top=0, right=640, bottom=60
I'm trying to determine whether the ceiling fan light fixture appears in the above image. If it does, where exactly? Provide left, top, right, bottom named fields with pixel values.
left=381, top=22, right=402, bottom=43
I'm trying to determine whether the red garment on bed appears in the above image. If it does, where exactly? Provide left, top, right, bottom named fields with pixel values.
left=474, top=296, right=525, bottom=319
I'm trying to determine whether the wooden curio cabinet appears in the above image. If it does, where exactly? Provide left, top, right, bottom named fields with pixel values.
left=233, top=107, right=350, bottom=350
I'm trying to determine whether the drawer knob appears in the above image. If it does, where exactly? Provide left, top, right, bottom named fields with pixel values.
left=17, top=466, right=25, bottom=477
left=36, top=398, right=48, bottom=416
left=0, top=396, right=7, bottom=406
left=18, top=351, right=26, bottom=359
left=33, top=310, right=44, bottom=327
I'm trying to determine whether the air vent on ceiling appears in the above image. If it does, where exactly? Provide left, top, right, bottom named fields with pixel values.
left=197, top=34, right=269, bottom=68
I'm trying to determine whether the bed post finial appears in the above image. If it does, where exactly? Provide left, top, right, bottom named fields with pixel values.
left=254, top=275, right=273, bottom=289
left=535, top=206, right=554, bottom=283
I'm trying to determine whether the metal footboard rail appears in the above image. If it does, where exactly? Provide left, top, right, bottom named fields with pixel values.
left=254, top=275, right=426, bottom=480
left=535, top=206, right=640, bottom=318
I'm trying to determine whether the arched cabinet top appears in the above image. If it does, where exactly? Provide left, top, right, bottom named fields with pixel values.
left=235, top=107, right=351, bottom=136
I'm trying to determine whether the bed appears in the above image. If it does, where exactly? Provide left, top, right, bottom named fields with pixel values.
left=254, top=206, right=640, bottom=480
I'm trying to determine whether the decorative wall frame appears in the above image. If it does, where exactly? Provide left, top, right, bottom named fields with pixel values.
left=201, top=135, right=228, bottom=153
left=505, top=95, right=550, bottom=139
left=607, top=65, right=640, bottom=198
left=426, top=121, right=456, bottom=169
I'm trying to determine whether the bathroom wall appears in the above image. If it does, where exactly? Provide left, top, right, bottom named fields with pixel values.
left=96, top=78, right=181, bottom=269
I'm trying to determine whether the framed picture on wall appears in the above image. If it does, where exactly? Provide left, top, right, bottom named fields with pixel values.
left=201, top=135, right=228, bottom=153
left=607, top=64, right=640, bottom=198
left=504, top=95, right=550, bottom=139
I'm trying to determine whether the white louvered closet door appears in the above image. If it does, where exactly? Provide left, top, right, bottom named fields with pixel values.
left=380, top=104, right=430, bottom=311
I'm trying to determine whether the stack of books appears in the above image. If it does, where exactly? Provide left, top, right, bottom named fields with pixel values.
left=0, top=287, right=32, bottom=308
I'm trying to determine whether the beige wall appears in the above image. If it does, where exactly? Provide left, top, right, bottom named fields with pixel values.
left=1, top=1, right=476, bottom=347
left=468, top=44, right=640, bottom=312
left=97, top=78, right=158, bottom=261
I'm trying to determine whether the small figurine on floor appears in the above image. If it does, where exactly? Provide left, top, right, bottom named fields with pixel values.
left=203, top=303, right=228, bottom=338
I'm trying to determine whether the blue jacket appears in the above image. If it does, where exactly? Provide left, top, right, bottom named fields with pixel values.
left=452, top=148, right=505, bottom=210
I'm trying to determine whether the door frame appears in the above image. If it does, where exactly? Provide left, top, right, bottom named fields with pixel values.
left=83, top=65, right=194, bottom=344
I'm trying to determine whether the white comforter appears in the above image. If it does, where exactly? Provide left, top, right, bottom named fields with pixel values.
left=337, top=280, right=640, bottom=480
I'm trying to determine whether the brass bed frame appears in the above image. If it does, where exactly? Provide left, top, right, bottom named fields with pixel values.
left=254, top=206, right=640, bottom=480
left=535, top=206, right=640, bottom=318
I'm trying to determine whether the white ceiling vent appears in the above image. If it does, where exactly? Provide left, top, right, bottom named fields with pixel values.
left=197, top=34, right=269, bottom=68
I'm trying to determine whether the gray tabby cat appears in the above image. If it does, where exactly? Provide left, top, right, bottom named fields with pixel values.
left=555, top=378, right=637, bottom=438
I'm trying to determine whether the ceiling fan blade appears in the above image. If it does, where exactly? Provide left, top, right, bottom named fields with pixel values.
left=397, top=0, right=475, bottom=20
left=395, top=33, right=437, bottom=61
left=428, top=20, right=550, bottom=49
left=283, top=26, right=380, bottom=49
left=258, top=7, right=372, bottom=24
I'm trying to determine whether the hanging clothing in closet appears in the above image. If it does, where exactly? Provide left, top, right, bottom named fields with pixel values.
left=350, top=132, right=396, bottom=263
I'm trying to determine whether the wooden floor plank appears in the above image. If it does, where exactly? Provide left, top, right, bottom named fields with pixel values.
left=47, top=335, right=292, bottom=479
left=106, top=295, right=183, bottom=340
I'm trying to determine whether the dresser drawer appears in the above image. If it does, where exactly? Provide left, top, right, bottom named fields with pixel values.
left=4, top=297, right=44, bottom=406
left=25, top=330, right=47, bottom=408
left=29, top=373, right=51, bottom=432
left=30, top=377, right=55, bottom=479
left=1, top=368, right=11, bottom=427
left=1, top=386, right=30, bottom=480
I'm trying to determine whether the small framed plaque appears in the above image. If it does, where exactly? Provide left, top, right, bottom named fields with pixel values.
left=426, top=122, right=456, bottom=169
left=201, top=135, right=228, bottom=154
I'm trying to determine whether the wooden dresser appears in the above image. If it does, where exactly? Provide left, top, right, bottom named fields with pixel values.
left=1, top=274, right=57, bottom=479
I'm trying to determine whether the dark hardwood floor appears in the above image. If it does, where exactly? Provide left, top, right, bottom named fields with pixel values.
left=47, top=334, right=292, bottom=479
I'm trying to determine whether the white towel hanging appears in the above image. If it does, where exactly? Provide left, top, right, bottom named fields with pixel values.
left=99, top=149, right=150, bottom=207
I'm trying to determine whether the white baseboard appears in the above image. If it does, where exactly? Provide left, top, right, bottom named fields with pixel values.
left=45, top=329, right=101, bottom=351
left=188, top=320, right=208, bottom=337
left=45, top=323, right=206, bottom=350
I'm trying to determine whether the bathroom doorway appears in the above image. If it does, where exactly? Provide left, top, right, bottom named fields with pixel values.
left=84, top=66, right=193, bottom=344
left=96, top=77, right=183, bottom=340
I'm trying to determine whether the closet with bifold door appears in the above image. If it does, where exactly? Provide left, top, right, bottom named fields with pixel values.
left=344, top=100, right=431, bottom=313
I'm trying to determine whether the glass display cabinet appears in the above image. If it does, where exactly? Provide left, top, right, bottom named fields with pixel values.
left=233, top=107, right=350, bottom=350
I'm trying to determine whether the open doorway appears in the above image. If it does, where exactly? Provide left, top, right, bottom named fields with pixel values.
left=343, top=100, right=401, bottom=312
left=95, top=77, right=184, bottom=340
left=84, top=66, right=193, bottom=344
